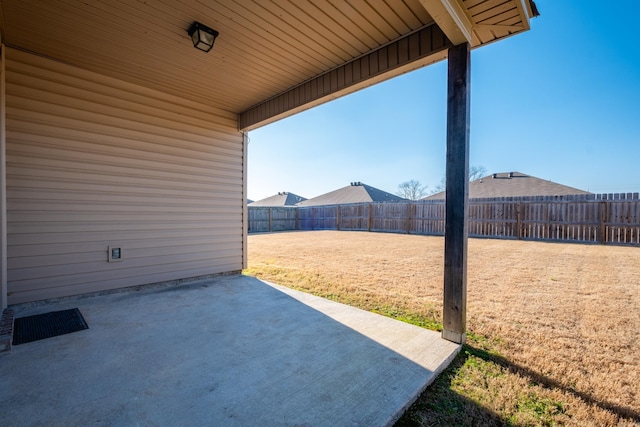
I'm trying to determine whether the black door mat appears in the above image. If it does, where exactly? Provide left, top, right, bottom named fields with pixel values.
left=13, top=308, right=88, bottom=345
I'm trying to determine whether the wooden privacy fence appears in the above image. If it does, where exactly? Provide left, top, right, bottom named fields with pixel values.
left=248, top=193, right=640, bottom=246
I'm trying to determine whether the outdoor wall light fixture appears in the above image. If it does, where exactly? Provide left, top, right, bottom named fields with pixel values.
left=188, top=21, right=219, bottom=52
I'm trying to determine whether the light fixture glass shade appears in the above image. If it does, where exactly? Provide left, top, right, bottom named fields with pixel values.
left=188, top=22, right=219, bottom=52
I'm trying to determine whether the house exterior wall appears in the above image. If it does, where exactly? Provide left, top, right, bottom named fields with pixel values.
left=5, top=48, right=244, bottom=304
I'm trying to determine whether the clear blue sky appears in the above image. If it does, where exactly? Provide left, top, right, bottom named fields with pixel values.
left=247, top=1, right=640, bottom=201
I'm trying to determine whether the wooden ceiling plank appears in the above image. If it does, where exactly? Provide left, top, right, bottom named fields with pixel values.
left=220, top=0, right=337, bottom=70
left=472, top=2, right=516, bottom=23
left=463, top=0, right=487, bottom=9
left=378, top=0, right=419, bottom=31
left=354, top=0, right=402, bottom=39
left=476, top=9, right=520, bottom=25
left=467, top=0, right=509, bottom=17
left=326, top=0, right=390, bottom=46
left=490, top=28, right=511, bottom=39
left=473, top=27, right=496, bottom=44
left=5, top=0, right=157, bottom=47
left=293, top=0, right=371, bottom=54
left=481, top=14, right=522, bottom=26
left=474, top=23, right=522, bottom=32
left=473, top=12, right=523, bottom=35
left=267, top=0, right=354, bottom=63
left=313, top=1, right=380, bottom=50
left=401, top=0, right=434, bottom=27
left=4, top=2, right=225, bottom=79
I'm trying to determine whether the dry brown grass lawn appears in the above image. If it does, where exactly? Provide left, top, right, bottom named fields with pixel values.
left=246, top=230, right=640, bottom=426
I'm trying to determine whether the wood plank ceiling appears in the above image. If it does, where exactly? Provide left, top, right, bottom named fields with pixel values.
left=0, top=0, right=535, bottom=129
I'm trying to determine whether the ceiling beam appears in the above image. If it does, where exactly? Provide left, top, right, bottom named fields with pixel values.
left=239, top=24, right=452, bottom=131
left=418, top=0, right=474, bottom=45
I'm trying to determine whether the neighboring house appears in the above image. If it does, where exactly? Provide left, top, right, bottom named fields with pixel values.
left=297, top=182, right=407, bottom=207
left=425, top=172, right=591, bottom=200
left=249, top=192, right=307, bottom=207
left=0, top=1, right=538, bottom=309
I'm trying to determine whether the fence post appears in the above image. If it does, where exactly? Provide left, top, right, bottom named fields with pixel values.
left=368, top=203, right=372, bottom=232
left=336, top=206, right=341, bottom=231
left=516, top=203, right=522, bottom=240
left=599, top=201, right=607, bottom=244
left=311, top=208, right=315, bottom=231
left=268, top=208, right=272, bottom=232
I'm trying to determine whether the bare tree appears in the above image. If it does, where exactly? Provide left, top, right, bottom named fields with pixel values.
left=397, top=179, right=429, bottom=201
left=431, top=177, right=446, bottom=195
left=469, top=165, right=487, bottom=182
left=429, top=165, right=487, bottom=195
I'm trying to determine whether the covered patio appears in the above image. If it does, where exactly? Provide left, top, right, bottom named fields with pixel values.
left=2, top=275, right=459, bottom=426
left=0, top=1, right=537, bottom=424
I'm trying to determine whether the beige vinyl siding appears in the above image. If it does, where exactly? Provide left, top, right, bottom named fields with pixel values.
left=5, top=48, right=244, bottom=304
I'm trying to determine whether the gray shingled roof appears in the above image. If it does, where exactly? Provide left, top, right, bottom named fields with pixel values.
left=424, top=172, right=591, bottom=200
left=249, top=192, right=307, bottom=207
left=296, top=182, right=407, bottom=206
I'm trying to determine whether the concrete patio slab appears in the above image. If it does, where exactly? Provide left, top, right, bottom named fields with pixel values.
left=0, top=275, right=460, bottom=426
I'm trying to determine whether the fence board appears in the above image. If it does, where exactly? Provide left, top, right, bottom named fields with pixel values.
left=247, top=194, right=640, bottom=246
